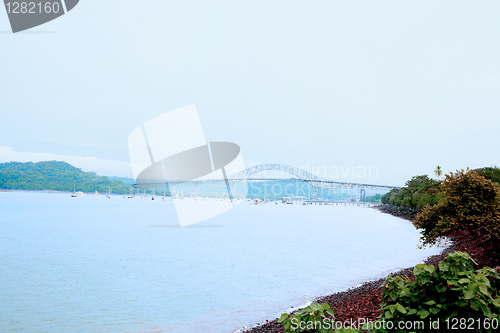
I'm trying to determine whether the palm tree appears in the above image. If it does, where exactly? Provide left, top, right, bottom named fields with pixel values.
left=434, top=165, right=443, bottom=181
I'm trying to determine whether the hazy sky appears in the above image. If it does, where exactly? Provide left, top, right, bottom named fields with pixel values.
left=1, top=1, right=499, bottom=186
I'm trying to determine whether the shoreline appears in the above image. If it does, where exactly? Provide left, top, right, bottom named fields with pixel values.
left=0, top=189, right=76, bottom=194
left=239, top=205, right=499, bottom=333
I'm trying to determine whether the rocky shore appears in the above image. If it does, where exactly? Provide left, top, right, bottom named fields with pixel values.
left=241, top=205, right=500, bottom=333
left=376, top=204, right=419, bottom=221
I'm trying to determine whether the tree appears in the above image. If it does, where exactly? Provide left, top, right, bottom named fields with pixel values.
left=381, top=175, right=441, bottom=207
left=476, top=166, right=500, bottom=185
left=434, top=165, right=443, bottom=181
left=414, top=168, right=500, bottom=247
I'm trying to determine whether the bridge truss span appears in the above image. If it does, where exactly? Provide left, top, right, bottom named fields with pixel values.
left=134, top=163, right=401, bottom=191
left=229, top=164, right=400, bottom=190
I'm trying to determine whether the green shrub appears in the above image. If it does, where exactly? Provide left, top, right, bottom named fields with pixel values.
left=278, top=302, right=339, bottom=333
left=278, top=253, right=500, bottom=333
left=380, top=251, right=500, bottom=332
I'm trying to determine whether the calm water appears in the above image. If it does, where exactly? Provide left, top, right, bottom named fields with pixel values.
left=0, top=191, right=443, bottom=333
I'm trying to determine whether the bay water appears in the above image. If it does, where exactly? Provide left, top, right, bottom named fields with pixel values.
left=0, top=191, right=443, bottom=332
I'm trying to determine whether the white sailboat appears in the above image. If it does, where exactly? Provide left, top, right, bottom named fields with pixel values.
left=71, top=185, right=84, bottom=197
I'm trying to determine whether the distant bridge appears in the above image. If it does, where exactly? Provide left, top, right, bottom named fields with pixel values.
left=136, top=163, right=401, bottom=191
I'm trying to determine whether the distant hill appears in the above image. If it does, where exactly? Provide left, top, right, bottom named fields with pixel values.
left=0, top=161, right=133, bottom=193
left=109, top=176, right=135, bottom=184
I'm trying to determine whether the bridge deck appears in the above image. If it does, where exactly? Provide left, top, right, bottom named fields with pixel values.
left=133, top=164, right=401, bottom=190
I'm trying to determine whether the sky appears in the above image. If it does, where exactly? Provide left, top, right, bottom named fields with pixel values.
left=1, top=1, right=499, bottom=186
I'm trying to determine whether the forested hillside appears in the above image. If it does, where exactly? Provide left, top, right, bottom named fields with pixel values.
left=0, top=161, right=132, bottom=193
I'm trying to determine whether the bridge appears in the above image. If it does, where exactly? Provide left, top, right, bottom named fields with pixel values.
left=135, top=163, right=401, bottom=191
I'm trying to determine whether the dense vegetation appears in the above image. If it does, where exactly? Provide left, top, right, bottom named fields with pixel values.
left=0, top=161, right=132, bottom=194
left=381, top=175, right=442, bottom=207
left=476, top=166, right=500, bottom=185
left=381, top=166, right=500, bottom=208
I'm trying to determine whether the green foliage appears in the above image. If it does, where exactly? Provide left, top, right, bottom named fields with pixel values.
left=380, top=251, right=500, bottom=332
left=381, top=175, right=442, bottom=208
left=381, top=188, right=398, bottom=205
left=361, top=194, right=382, bottom=203
left=476, top=166, right=500, bottom=185
left=278, top=302, right=338, bottom=333
left=0, top=161, right=132, bottom=194
left=414, top=169, right=500, bottom=246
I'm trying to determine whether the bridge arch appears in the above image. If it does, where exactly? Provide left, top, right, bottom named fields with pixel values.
left=229, top=164, right=400, bottom=190
left=231, top=164, right=321, bottom=182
